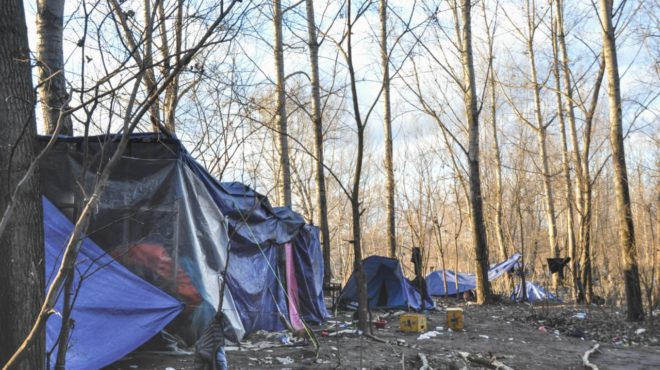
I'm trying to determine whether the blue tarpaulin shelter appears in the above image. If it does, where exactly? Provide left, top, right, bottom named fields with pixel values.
left=512, top=281, right=560, bottom=302
left=44, top=198, right=183, bottom=370
left=426, top=253, right=522, bottom=296
left=39, top=133, right=327, bottom=349
left=339, top=256, right=434, bottom=310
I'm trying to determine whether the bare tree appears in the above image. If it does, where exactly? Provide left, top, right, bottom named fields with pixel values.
left=0, top=1, right=45, bottom=369
left=379, top=0, right=397, bottom=258
left=598, top=0, right=644, bottom=321
left=304, top=0, right=333, bottom=284
left=273, top=0, right=292, bottom=206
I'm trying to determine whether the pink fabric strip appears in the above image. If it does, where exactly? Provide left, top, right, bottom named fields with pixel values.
left=284, top=242, right=304, bottom=332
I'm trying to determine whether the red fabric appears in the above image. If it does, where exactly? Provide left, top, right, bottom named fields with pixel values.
left=112, top=243, right=202, bottom=313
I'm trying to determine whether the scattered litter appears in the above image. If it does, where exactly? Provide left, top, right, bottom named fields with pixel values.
left=276, top=356, right=295, bottom=365
left=554, top=330, right=560, bottom=336
left=635, top=328, right=646, bottom=335
left=397, top=339, right=406, bottom=346
left=128, top=366, right=138, bottom=369
left=164, top=368, right=175, bottom=370
left=435, top=326, right=444, bottom=331
left=538, top=325, right=547, bottom=332
left=278, top=335, right=291, bottom=345
left=417, top=330, right=441, bottom=340
left=331, top=346, right=338, bottom=351
left=573, top=312, right=587, bottom=320
left=479, top=334, right=489, bottom=339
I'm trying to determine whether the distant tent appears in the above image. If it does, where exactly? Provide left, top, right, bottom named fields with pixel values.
left=44, top=198, right=183, bottom=370
left=38, top=133, right=327, bottom=347
left=339, top=256, right=434, bottom=310
left=426, top=253, right=521, bottom=296
left=512, top=281, right=559, bottom=303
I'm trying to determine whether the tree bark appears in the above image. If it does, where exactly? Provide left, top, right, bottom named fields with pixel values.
left=346, top=0, right=369, bottom=330
left=273, top=0, right=292, bottom=207
left=304, top=0, right=332, bottom=285
left=0, top=1, right=45, bottom=368
left=599, top=0, right=644, bottom=321
left=550, top=8, right=577, bottom=301
left=460, top=0, right=490, bottom=304
left=379, top=0, right=397, bottom=258
left=525, top=5, right=560, bottom=290
left=36, top=0, right=73, bottom=135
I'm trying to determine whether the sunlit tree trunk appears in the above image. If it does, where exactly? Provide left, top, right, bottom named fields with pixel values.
left=379, top=0, right=397, bottom=258
left=304, top=0, right=332, bottom=285
left=525, top=2, right=560, bottom=290
left=550, top=7, right=577, bottom=300
left=460, top=0, right=491, bottom=304
left=599, top=0, right=644, bottom=321
left=36, top=0, right=72, bottom=135
left=273, top=0, right=292, bottom=206
left=0, top=1, right=45, bottom=368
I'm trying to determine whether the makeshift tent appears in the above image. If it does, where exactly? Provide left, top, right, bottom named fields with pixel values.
left=38, top=134, right=327, bottom=346
left=44, top=198, right=183, bottom=370
left=426, top=253, right=521, bottom=296
left=512, top=281, right=559, bottom=303
left=339, top=256, right=434, bottom=310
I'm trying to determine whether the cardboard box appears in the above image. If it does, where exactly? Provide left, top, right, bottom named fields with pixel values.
left=399, top=313, right=427, bottom=332
left=447, top=308, right=464, bottom=330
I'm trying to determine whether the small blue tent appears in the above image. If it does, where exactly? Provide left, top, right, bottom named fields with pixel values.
left=44, top=198, right=183, bottom=370
left=339, top=256, right=434, bottom=310
left=512, top=281, right=560, bottom=303
left=426, top=253, right=521, bottom=296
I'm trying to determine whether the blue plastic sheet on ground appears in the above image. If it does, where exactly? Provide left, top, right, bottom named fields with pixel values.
left=339, top=256, right=434, bottom=310
left=426, top=253, right=522, bottom=296
left=44, top=198, right=184, bottom=370
left=511, top=281, right=560, bottom=302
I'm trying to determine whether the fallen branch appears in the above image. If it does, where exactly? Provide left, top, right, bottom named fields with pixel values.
left=457, top=351, right=513, bottom=370
left=365, top=333, right=387, bottom=343
left=582, top=344, right=600, bottom=370
left=418, top=353, right=433, bottom=370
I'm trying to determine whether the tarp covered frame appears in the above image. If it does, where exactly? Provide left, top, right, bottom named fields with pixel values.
left=39, top=135, right=246, bottom=344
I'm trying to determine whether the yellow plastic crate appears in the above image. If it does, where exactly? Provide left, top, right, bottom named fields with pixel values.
left=399, top=313, right=427, bottom=333
left=447, top=308, right=464, bottom=330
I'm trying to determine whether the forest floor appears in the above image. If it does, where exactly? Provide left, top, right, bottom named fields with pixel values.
left=108, top=300, right=660, bottom=370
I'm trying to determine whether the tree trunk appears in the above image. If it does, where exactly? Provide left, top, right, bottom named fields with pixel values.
left=0, top=1, right=45, bottom=368
left=272, top=0, right=291, bottom=207
left=345, top=0, right=369, bottom=330
left=550, top=12, right=577, bottom=301
left=599, top=0, right=644, bottom=321
left=554, top=0, right=583, bottom=302
left=379, top=0, right=397, bottom=258
left=304, top=0, right=332, bottom=285
left=526, top=22, right=560, bottom=290
left=461, top=0, right=490, bottom=304
left=36, top=0, right=73, bottom=135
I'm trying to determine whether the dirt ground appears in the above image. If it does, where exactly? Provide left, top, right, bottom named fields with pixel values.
left=107, top=300, right=660, bottom=370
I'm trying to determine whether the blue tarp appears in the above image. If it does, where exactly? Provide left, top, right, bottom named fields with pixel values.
left=512, top=281, right=560, bottom=302
left=44, top=198, right=183, bottom=370
left=339, top=256, right=434, bottom=310
left=39, top=133, right=327, bottom=341
left=292, top=225, right=329, bottom=323
left=426, top=253, right=522, bottom=296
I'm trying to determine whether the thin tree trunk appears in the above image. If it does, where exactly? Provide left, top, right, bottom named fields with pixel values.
left=460, top=0, right=490, bottom=304
left=554, top=0, right=583, bottom=301
left=550, top=9, right=577, bottom=301
left=36, top=0, right=73, bottom=135
left=273, top=0, right=291, bottom=207
left=304, top=0, right=332, bottom=285
left=599, top=0, right=644, bottom=321
left=525, top=9, right=560, bottom=290
left=0, top=1, right=45, bottom=368
left=379, top=0, right=397, bottom=258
